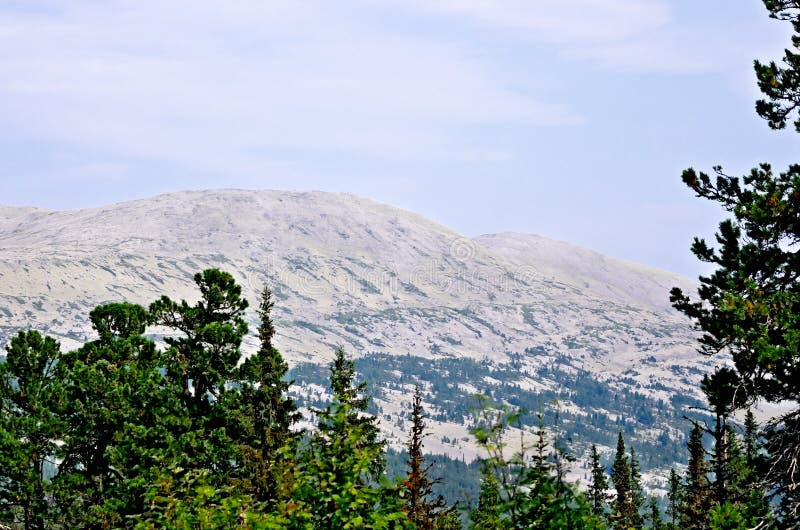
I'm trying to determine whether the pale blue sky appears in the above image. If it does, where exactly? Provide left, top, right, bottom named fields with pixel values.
left=1, top=0, right=798, bottom=277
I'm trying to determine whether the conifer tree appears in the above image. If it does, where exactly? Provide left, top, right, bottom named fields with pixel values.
left=611, top=432, right=635, bottom=530
left=682, top=424, right=710, bottom=530
left=0, top=330, right=62, bottom=529
left=587, top=444, right=611, bottom=519
left=629, top=446, right=646, bottom=528
left=148, top=269, right=249, bottom=476
left=468, top=399, right=603, bottom=529
left=404, top=386, right=453, bottom=530
left=648, top=497, right=663, bottom=530
left=671, top=1, right=800, bottom=519
left=297, top=347, right=408, bottom=528
left=470, top=473, right=502, bottom=530
left=53, top=302, right=179, bottom=527
left=235, top=285, right=300, bottom=506
left=666, top=468, right=683, bottom=530
left=743, top=409, right=759, bottom=472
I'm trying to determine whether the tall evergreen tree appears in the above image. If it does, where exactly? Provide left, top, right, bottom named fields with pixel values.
left=629, top=446, right=646, bottom=529
left=470, top=472, right=503, bottom=530
left=666, top=468, right=683, bottom=530
left=587, top=444, right=611, bottom=519
left=681, top=423, right=711, bottom=530
left=53, top=303, right=178, bottom=527
left=296, top=347, right=408, bottom=529
left=610, top=432, right=635, bottom=530
left=0, top=330, right=62, bottom=530
left=234, top=285, right=300, bottom=506
left=148, top=269, right=249, bottom=476
left=648, top=497, right=663, bottom=530
left=701, top=367, right=746, bottom=506
left=743, top=409, right=759, bottom=470
left=404, top=386, right=453, bottom=530
left=671, top=1, right=800, bottom=520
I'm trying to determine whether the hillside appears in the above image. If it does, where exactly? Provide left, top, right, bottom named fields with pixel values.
left=0, top=189, right=711, bottom=486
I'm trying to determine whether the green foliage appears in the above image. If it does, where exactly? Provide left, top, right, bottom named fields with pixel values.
left=234, top=286, right=301, bottom=507
left=666, top=468, right=683, bottom=530
left=148, top=269, right=249, bottom=480
left=52, top=302, right=177, bottom=527
left=467, top=398, right=605, bottom=529
left=0, top=330, right=62, bottom=529
left=648, top=497, right=663, bottom=530
left=681, top=424, right=711, bottom=530
left=587, top=444, right=611, bottom=518
left=610, top=433, right=635, bottom=530
left=672, top=2, right=800, bottom=521
left=754, top=1, right=800, bottom=131
left=403, top=386, right=455, bottom=530
left=294, top=347, right=410, bottom=529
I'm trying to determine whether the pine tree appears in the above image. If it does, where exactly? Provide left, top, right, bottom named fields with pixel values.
left=587, top=444, right=611, bottom=519
left=681, top=424, right=710, bottom=530
left=404, top=386, right=453, bottom=529
left=670, top=2, right=800, bottom=519
left=148, top=269, right=249, bottom=476
left=0, top=330, right=62, bottom=529
left=610, top=432, right=635, bottom=530
left=53, top=302, right=179, bottom=527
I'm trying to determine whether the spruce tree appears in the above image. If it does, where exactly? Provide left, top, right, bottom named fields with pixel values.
left=235, top=285, right=300, bottom=506
left=610, top=432, right=634, bottom=530
left=297, top=347, right=407, bottom=528
left=648, top=497, right=663, bottom=530
left=666, top=468, right=683, bottom=530
left=587, top=444, right=611, bottom=519
left=681, top=424, right=710, bottom=530
left=629, top=446, right=646, bottom=528
left=470, top=472, right=502, bottom=530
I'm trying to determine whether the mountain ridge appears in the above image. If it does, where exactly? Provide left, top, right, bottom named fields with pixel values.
left=0, top=188, right=710, bottom=481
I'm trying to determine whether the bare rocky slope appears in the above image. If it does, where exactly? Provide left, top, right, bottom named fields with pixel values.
left=0, top=189, right=713, bottom=486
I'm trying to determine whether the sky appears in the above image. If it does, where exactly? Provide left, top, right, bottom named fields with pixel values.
left=1, top=0, right=798, bottom=278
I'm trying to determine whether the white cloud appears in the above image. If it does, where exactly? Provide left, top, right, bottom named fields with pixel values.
left=0, top=0, right=580, bottom=178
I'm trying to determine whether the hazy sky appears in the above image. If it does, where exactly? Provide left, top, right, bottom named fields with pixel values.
left=1, top=1, right=798, bottom=277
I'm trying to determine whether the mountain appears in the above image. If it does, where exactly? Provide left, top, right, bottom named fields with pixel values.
left=0, top=189, right=711, bottom=487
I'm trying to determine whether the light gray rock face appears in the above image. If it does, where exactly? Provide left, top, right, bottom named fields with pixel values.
left=0, top=189, right=714, bottom=473
left=1, top=189, right=699, bottom=374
